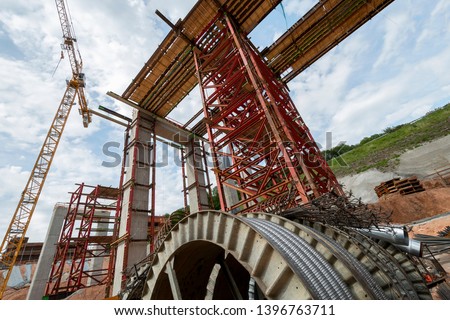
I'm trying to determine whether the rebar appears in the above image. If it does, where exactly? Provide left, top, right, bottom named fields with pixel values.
left=281, top=191, right=391, bottom=228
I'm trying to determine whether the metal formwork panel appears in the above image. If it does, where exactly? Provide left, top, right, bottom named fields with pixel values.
left=45, top=184, right=118, bottom=299
left=45, top=184, right=84, bottom=296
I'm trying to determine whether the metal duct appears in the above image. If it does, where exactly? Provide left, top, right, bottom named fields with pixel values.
left=357, top=226, right=409, bottom=245
left=355, top=226, right=423, bottom=256
left=392, top=240, right=423, bottom=257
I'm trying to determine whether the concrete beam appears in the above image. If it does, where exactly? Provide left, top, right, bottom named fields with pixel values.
left=107, top=91, right=204, bottom=145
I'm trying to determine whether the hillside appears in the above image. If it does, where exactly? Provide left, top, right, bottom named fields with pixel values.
left=329, top=103, right=450, bottom=177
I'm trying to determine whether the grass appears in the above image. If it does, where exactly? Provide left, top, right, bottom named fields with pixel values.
left=329, top=103, right=450, bottom=177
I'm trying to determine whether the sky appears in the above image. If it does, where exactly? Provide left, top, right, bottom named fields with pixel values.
left=0, top=0, right=449, bottom=242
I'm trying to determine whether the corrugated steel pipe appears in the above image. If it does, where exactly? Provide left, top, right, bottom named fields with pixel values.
left=301, top=224, right=387, bottom=300
left=243, top=217, right=353, bottom=299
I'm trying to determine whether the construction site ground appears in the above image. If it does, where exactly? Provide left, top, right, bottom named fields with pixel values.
left=2, top=205, right=449, bottom=300
left=340, top=133, right=450, bottom=300
left=2, top=135, right=449, bottom=300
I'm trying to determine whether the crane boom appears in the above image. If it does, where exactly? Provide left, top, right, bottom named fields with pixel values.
left=0, top=0, right=89, bottom=299
left=56, top=0, right=81, bottom=75
left=55, top=0, right=91, bottom=128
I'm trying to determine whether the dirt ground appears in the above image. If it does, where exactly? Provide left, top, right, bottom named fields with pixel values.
left=371, top=187, right=450, bottom=224
left=2, top=286, right=29, bottom=300
left=65, top=284, right=109, bottom=300
left=409, top=214, right=450, bottom=236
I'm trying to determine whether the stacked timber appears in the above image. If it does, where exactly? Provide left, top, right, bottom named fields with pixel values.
left=374, top=176, right=425, bottom=197
left=374, top=178, right=400, bottom=197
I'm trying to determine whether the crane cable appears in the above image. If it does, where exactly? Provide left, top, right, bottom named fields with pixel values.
left=52, top=51, right=64, bottom=77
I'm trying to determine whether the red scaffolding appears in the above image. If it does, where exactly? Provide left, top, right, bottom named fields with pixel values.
left=114, top=111, right=157, bottom=291
left=45, top=184, right=119, bottom=299
left=193, top=12, right=343, bottom=213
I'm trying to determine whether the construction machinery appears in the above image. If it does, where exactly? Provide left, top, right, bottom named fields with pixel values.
left=0, top=0, right=90, bottom=299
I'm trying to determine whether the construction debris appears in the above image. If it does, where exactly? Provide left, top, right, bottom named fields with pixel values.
left=374, top=176, right=425, bottom=198
left=438, top=226, right=450, bottom=238
left=282, top=192, right=391, bottom=229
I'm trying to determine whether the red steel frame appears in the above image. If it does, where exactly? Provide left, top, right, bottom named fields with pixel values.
left=194, top=13, right=343, bottom=213
left=105, top=127, right=130, bottom=296
left=45, top=184, right=84, bottom=297
left=180, top=147, right=189, bottom=214
left=45, top=184, right=118, bottom=299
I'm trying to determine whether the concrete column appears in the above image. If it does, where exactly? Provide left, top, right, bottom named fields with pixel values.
left=27, top=204, right=67, bottom=300
left=112, top=110, right=153, bottom=295
left=185, top=139, right=211, bottom=212
left=220, top=156, right=240, bottom=212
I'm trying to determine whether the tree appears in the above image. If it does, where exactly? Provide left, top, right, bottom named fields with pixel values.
left=211, top=186, right=221, bottom=210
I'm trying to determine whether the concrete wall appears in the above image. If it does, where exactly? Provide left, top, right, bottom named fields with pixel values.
left=27, top=204, right=67, bottom=300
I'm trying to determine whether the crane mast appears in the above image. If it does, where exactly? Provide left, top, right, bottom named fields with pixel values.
left=0, top=0, right=90, bottom=299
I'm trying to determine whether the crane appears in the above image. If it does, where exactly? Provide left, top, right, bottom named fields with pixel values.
left=0, top=0, right=90, bottom=299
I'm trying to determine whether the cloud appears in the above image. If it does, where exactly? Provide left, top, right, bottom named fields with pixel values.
left=0, top=58, right=61, bottom=146
left=283, top=0, right=319, bottom=17
left=0, top=0, right=170, bottom=242
left=150, top=0, right=197, bottom=24
left=373, top=11, right=414, bottom=68
left=167, top=85, right=202, bottom=125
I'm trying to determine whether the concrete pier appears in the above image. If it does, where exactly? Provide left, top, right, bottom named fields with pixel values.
left=27, top=204, right=66, bottom=300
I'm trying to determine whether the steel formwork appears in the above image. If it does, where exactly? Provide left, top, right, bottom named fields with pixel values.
left=45, top=184, right=118, bottom=299
left=194, top=13, right=343, bottom=213
left=113, top=111, right=157, bottom=292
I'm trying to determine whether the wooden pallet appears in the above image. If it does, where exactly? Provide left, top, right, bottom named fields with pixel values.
left=374, top=178, right=400, bottom=197
left=375, top=176, right=425, bottom=197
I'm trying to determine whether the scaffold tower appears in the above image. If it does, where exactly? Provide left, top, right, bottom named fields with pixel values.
left=194, top=12, right=343, bottom=213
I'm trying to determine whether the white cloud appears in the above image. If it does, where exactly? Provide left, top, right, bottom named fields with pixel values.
left=283, top=0, right=318, bottom=18
left=167, top=85, right=202, bottom=125
left=0, top=1, right=165, bottom=242
left=373, top=11, right=413, bottom=68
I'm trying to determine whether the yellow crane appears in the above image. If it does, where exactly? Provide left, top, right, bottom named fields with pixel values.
left=0, top=0, right=90, bottom=299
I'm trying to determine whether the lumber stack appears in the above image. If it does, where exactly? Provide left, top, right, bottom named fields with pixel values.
left=374, top=176, right=425, bottom=197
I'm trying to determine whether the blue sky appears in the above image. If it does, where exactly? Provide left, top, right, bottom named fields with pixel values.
left=0, top=0, right=449, bottom=242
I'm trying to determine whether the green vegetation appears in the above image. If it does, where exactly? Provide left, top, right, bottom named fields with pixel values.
left=328, top=103, right=450, bottom=177
left=163, top=187, right=221, bottom=218
left=211, top=187, right=221, bottom=210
